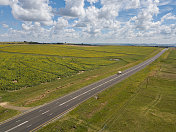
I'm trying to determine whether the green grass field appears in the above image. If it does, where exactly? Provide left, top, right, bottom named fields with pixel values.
left=0, top=45, right=158, bottom=91
left=38, top=48, right=176, bottom=132
left=0, top=44, right=161, bottom=122
left=0, top=106, right=19, bottom=122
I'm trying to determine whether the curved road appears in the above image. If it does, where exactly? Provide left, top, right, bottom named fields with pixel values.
left=0, top=49, right=167, bottom=132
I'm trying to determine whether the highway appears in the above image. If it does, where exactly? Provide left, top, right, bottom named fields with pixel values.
left=0, top=49, right=167, bottom=132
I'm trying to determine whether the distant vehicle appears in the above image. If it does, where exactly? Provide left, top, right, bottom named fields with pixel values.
left=117, top=71, right=122, bottom=74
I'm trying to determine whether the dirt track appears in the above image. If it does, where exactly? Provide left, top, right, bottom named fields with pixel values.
left=0, top=102, right=31, bottom=112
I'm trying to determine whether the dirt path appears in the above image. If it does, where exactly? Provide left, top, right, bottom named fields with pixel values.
left=0, top=102, right=31, bottom=112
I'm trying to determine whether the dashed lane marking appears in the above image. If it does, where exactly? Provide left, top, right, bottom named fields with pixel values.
left=41, top=110, right=50, bottom=115
left=5, top=121, right=28, bottom=132
left=27, top=125, right=32, bottom=128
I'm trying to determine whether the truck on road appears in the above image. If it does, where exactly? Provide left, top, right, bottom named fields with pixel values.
left=117, top=71, right=122, bottom=74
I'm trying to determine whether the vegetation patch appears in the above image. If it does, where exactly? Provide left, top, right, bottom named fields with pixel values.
left=0, top=45, right=158, bottom=91
left=0, top=106, right=20, bottom=122
left=39, top=48, right=176, bottom=132
left=0, top=44, right=160, bottom=122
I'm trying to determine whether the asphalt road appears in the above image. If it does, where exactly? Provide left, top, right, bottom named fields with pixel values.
left=0, top=49, right=167, bottom=132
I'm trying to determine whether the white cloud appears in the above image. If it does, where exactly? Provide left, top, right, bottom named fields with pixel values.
left=98, top=5, right=119, bottom=20
left=161, top=13, right=176, bottom=22
left=158, top=0, right=172, bottom=6
left=10, top=0, right=54, bottom=26
left=7, top=22, right=51, bottom=42
left=101, top=0, right=140, bottom=10
left=2, top=24, right=9, bottom=28
left=97, top=0, right=141, bottom=21
left=131, top=0, right=160, bottom=30
left=22, top=22, right=34, bottom=31
left=59, top=0, right=85, bottom=17
left=0, top=0, right=176, bottom=44
left=0, top=0, right=10, bottom=5
left=54, top=17, right=68, bottom=30
left=87, top=0, right=99, bottom=5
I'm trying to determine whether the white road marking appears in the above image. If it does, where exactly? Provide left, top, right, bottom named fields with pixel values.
left=27, top=125, right=32, bottom=128
left=42, top=110, right=50, bottom=115
left=16, top=120, right=20, bottom=122
left=5, top=121, right=28, bottom=132
left=50, top=113, right=53, bottom=116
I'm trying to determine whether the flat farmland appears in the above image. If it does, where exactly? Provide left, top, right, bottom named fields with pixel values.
left=0, top=44, right=158, bottom=91
left=39, top=48, right=176, bottom=132
left=0, top=44, right=161, bottom=122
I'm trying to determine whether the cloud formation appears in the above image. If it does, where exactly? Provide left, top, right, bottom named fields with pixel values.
left=59, top=0, right=85, bottom=17
left=87, top=0, right=99, bottom=5
left=2, top=24, right=9, bottom=28
left=0, top=0, right=10, bottom=5
left=0, top=0, right=176, bottom=44
left=9, top=0, right=54, bottom=25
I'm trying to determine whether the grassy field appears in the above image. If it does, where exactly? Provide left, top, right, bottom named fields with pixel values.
left=0, top=44, right=161, bottom=122
left=38, top=48, right=176, bottom=132
left=0, top=45, right=158, bottom=91
left=0, top=107, right=19, bottom=122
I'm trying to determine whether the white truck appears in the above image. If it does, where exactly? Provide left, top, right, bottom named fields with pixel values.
left=117, top=71, right=122, bottom=74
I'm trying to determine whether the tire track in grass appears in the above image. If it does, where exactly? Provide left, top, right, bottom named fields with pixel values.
left=99, top=56, right=163, bottom=131
left=18, top=61, right=60, bottom=76
left=99, top=78, right=150, bottom=132
left=144, top=93, right=162, bottom=115
left=46, top=57, right=79, bottom=72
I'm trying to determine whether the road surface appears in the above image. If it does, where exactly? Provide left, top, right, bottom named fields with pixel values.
left=0, top=49, right=167, bottom=132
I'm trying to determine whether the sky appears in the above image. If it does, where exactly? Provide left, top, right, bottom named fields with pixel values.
left=0, top=0, right=176, bottom=44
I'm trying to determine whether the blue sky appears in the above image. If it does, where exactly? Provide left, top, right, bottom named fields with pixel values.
left=0, top=0, right=176, bottom=44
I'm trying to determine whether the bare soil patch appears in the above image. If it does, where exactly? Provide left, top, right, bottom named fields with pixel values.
left=0, top=102, right=31, bottom=112
left=24, top=82, right=75, bottom=106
